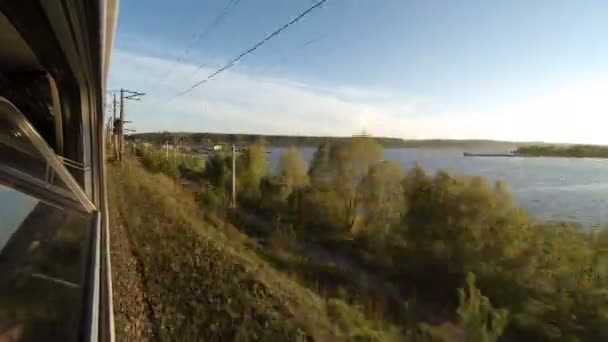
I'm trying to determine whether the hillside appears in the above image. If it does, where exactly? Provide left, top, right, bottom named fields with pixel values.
left=129, top=139, right=608, bottom=341
left=108, top=158, right=408, bottom=341
left=130, top=131, right=527, bottom=150
left=108, top=159, right=337, bottom=340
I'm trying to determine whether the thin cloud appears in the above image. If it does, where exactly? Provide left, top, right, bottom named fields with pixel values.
left=109, top=49, right=608, bottom=144
left=109, top=49, right=442, bottom=136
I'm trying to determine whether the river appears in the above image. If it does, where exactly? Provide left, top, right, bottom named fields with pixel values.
left=269, top=147, right=608, bottom=227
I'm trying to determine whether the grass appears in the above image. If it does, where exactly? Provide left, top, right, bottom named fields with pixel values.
left=109, top=158, right=408, bottom=341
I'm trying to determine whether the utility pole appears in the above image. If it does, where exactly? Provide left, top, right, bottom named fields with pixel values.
left=119, top=89, right=124, bottom=160
left=112, top=93, right=116, bottom=123
left=231, top=144, right=236, bottom=208
left=111, top=88, right=145, bottom=162
left=109, top=92, right=119, bottom=161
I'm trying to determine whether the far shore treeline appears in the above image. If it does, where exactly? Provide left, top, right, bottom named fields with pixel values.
left=515, top=144, right=608, bottom=158
left=129, top=131, right=527, bottom=149
left=129, top=132, right=608, bottom=156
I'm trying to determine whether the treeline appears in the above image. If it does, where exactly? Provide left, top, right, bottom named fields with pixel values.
left=516, top=144, right=608, bottom=158
left=135, top=139, right=608, bottom=341
left=130, top=131, right=521, bottom=149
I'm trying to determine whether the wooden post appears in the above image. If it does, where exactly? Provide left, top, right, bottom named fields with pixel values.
left=112, top=93, right=116, bottom=123
left=113, top=89, right=145, bottom=161
left=232, top=144, right=236, bottom=208
left=119, top=88, right=124, bottom=161
left=112, top=93, right=117, bottom=161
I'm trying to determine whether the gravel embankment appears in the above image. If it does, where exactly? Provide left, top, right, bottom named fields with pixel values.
left=109, top=209, right=157, bottom=341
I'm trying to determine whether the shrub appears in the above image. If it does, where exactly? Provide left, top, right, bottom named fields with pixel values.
left=197, top=190, right=223, bottom=209
left=457, top=273, right=508, bottom=342
left=326, top=298, right=401, bottom=342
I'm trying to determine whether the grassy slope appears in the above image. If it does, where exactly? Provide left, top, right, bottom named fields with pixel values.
left=109, top=159, right=385, bottom=341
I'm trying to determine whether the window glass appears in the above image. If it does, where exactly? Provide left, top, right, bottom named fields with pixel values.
left=0, top=98, right=94, bottom=213
left=0, top=185, right=38, bottom=249
left=0, top=185, right=93, bottom=341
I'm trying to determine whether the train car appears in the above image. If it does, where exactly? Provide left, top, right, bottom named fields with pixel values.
left=0, top=0, right=118, bottom=340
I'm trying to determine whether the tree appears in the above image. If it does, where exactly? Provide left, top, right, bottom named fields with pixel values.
left=260, top=176, right=291, bottom=215
left=204, top=152, right=228, bottom=189
left=309, top=142, right=332, bottom=190
left=355, top=160, right=404, bottom=241
left=281, top=146, right=309, bottom=190
left=329, top=138, right=384, bottom=229
left=237, top=140, right=269, bottom=203
left=297, top=188, right=349, bottom=231
left=203, top=152, right=229, bottom=202
left=303, top=138, right=384, bottom=230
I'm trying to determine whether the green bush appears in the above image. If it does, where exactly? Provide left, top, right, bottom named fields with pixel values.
left=197, top=189, right=223, bottom=209
left=457, top=273, right=508, bottom=342
left=326, top=298, right=402, bottom=342
left=136, top=146, right=180, bottom=180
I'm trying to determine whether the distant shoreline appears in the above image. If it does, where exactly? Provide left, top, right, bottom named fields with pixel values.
left=129, top=132, right=608, bottom=154
left=512, top=145, right=608, bottom=159
left=130, top=132, right=525, bottom=149
left=463, top=152, right=608, bottom=159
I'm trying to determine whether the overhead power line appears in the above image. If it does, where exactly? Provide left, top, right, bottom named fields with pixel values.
left=190, top=0, right=242, bottom=52
left=274, top=34, right=327, bottom=66
left=154, top=0, right=242, bottom=91
left=176, top=0, right=328, bottom=97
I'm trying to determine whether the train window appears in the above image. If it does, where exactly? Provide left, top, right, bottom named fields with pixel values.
left=0, top=96, right=97, bottom=341
left=0, top=97, right=95, bottom=213
left=0, top=185, right=94, bottom=341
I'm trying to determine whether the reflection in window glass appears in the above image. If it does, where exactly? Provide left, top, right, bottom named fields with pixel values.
left=0, top=186, right=93, bottom=341
left=0, top=185, right=38, bottom=249
left=0, top=99, right=94, bottom=213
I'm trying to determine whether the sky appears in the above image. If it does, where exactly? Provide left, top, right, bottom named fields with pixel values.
left=108, top=0, right=608, bottom=144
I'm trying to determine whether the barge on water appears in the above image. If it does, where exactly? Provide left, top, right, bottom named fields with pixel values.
left=463, top=152, right=517, bottom=157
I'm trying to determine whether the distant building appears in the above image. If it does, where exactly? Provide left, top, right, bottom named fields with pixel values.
left=353, top=129, right=372, bottom=138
